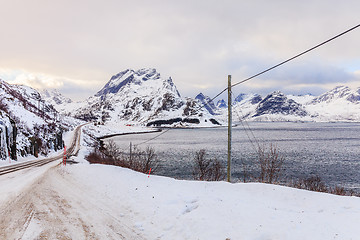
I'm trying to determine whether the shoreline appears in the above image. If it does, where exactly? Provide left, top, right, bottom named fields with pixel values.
left=97, top=129, right=162, bottom=140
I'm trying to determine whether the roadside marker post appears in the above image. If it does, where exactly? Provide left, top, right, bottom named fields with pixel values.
left=148, top=168, right=152, bottom=178
left=8, top=150, right=11, bottom=164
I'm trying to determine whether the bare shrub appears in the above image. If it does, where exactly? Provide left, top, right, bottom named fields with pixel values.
left=86, top=149, right=114, bottom=165
left=240, top=158, right=252, bottom=183
left=102, top=139, right=122, bottom=165
left=257, top=144, right=285, bottom=183
left=193, top=149, right=210, bottom=180
left=331, top=186, right=347, bottom=196
left=294, top=176, right=328, bottom=192
left=129, top=146, right=159, bottom=173
left=193, top=149, right=225, bottom=181
left=86, top=141, right=159, bottom=174
left=211, top=159, right=225, bottom=181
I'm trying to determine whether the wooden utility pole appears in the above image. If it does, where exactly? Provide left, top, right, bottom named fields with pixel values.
left=227, top=75, right=232, bottom=182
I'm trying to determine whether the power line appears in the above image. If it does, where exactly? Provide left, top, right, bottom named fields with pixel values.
left=232, top=23, right=360, bottom=88
left=134, top=128, right=172, bottom=147
left=134, top=23, right=360, bottom=147
left=232, top=102, right=260, bottom=153
left=200, top=23, right=360, bottom=109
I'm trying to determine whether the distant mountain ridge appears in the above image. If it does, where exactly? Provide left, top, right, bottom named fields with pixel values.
left=41, top=69, right=360, bottom=123
left=219, top=86, right=360, bottom=122
left=41, top=89, right=72, bottom=105
left=311, top=86, right=360, bottom=104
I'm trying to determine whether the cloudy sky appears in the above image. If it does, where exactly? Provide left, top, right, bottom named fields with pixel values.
left=0, top=0, right=359, bottom=100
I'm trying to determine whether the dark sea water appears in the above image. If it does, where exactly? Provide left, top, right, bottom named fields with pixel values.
left=110, top=122, right=360, bottom=192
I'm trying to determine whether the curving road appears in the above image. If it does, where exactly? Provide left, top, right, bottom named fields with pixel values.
left=0, top=122, right=145, bottom=239
left=0, top=123, right=85, bottom=176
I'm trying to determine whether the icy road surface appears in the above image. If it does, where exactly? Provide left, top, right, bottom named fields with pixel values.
left=0, top=163, right=145, bottom=239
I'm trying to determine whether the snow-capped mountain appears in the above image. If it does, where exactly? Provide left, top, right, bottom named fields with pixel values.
left=234, top=93, right=246, bottom=103
left=216, top=93, right=263, bottom=121
left=230, top=86, right=360, bottom=122
left=40, top=89, right=82, bottom=115
left=72, top=68, right=220, bottom=126
left=305, top=86, right=360, bottom=121
left=216, top=99, right=227, bottom=108
left=0, top=79, right=68, bottom=161
left=235, top=93, right=262, bottom=105
left=311, top=86, right=360, bottom=104
left=253, top=91, right=307, bottom=117
left=195, top=93, right=218, bottom=115
left=41, top=89, right=72, bottom=106
left=287, top=94, right=314, bottom=105
left=43, top=68, right=360, bottom=124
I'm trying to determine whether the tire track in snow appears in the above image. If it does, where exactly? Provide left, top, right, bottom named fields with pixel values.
left=0, top=123, right=146, bottom=239
left=0, top=164, right=146, bottom=239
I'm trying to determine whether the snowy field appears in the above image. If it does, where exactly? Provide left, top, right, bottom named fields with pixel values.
left=65, top=127, right=360, bottom=240
left=65, top=158, right=360, bottom=239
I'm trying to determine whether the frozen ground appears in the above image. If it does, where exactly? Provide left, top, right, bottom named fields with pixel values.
left=0, top=124, right=359, bottom=239
left=63, top=161, right=360, bottom=239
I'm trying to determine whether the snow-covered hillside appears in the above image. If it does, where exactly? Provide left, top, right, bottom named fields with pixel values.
left=305, top=86, right=360, bottom=121
left=0, top=79, right=72, bottom=161
left=0, top=110, right=16, bottom=160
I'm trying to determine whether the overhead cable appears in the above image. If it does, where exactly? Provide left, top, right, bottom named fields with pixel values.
left=201, top=23, right=360, bottom=109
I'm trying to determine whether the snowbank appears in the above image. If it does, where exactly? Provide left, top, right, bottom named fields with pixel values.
left=66, top=158, right=360, bottom=239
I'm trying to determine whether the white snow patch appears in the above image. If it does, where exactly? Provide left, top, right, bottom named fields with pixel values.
left=63, top=146, right=360, bottom=239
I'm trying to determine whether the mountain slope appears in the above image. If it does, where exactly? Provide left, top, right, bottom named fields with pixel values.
left=72, top=68, right=219, bottom=126
left=41, top=89, right=72, bottom=106
left=305, top=86, right=360, bottom=121
left=311, top=86, right=360, bottom=104
left=254, top=91, right=307, bottom=117
left=195, top=93, right=218, bottom=115
left=0, top=79, right=68, bottom=161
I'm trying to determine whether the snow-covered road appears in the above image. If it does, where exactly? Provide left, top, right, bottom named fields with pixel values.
left=0, top=124, right=145, bottom=239
left=0, top=164, right=145, bottom=239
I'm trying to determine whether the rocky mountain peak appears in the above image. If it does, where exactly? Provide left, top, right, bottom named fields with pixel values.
left=234, top=93, right=247, bottom=103
left=311, top=86, right=350, bottom=103
left=74, top=68, right=198, bottom=123
left=346, top=88, right=360, bottom=103
left=233, top=93, right=262, bottom=105
left=311, top=86, right=360, bottom=104
left=195, top=93, right=217, bottom=115
left=253, top=91, right=307, bottom=117
left=41, top=89, right=73, bottom=105
left=216, top=99, right=227, bottom=108
left=95, top=68, right=166, bottom=97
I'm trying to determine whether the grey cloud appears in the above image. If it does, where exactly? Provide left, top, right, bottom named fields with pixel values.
left=0, top=0, right=359, bottom=100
